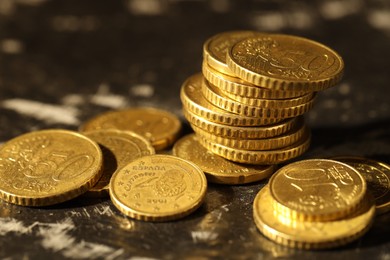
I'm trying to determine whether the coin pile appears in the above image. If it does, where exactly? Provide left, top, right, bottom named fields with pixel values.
left=253, top=159, right=376, bottom=249
left=180, top=31, right=344, bottom=165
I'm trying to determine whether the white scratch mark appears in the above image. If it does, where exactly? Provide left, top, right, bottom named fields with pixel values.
left=367, top=10, right=390, bottom=31
left=62, top=94, right=85, bottom=106
left=38, top=218, right=76, bottom=251
left=220, top=204, right=229, bottom=212
left=320, top=0, right=362, bottom=20
left=83, top=208, right=90, bottom=218
left=93, top=205, right=114, bottom=217
left=191, top=231, right=218, bottom=243
left=90, top=83, right=128, bottom=108
left=0, top=217, right=31, bottom=235
left=130, top=84, right=155, bottom=98
left=1, top=39, right=24, bottom=54
left=1, top=99, right=80, bottom=125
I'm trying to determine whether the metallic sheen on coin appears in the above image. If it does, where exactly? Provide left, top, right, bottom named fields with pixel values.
left=109, top=154, right=207, bottom=221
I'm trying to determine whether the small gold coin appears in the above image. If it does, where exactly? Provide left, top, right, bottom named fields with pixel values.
left=197, top=128, right=311, bottom=165
left=201, top=79, right=315, bottom=119
left=203, top=30, right=261, bottom=76
left=83, top=130, right=155, bottom=197
left=331, top=156, right=390, bottom=215
left=202, top=62, right=308, bottom=99
left=79, top=107, right=182, bottom=151
left=183, top=109, right=298, bottom=139
left=109, top=154, right=207, bottom=221
left=181, top=73, right=283, bottom=126
left=192, top=116, right=306, bottom=151
left=226, top=34, right=344, bottom=91
left=0, top=129, right=103, bottom=206
left=172, top=134, right=275, bottom=185
left=269, top=159, right=367, bottom=221
left=253, top=185, right=375, bottom=249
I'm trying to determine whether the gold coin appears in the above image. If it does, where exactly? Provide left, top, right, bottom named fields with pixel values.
left=197, top=128, right=311, bottom=165
left=202, top=62, right=308, bottom=99
left=226, top=34, right=344, bottom=91
left=253, top=185, right=375, bottom=249
left=203, top=30, right=261, bottom=76
left=172, top=134, right=275, bottom=185
left=0, top=129, right=103, bottom=206
left=79, top=107, right=182, bottom=151
left=183, top=109, right=297, bottom=139
left=192, top=116, right=306, bottom=151
left=201, top=79, right=315, bottom=119
left=83, top=130, right=155, bottom=197
left=331, top=156, right=390, bottom=215
left=269, top=159, right=367, bottom=221
left=109, top=154, right=207, bottom=221
left=181, top=73, right=283, bottom=126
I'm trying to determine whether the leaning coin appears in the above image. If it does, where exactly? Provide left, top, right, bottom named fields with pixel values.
left=331, top=156, right=390, bottom=215
left=226, top=34, right=344, bottom=91
left=0, top=129, right=103, bottom=206
left=269, top=159, right=367, bottom=221
left=79, top=107, right=182, bottom=151
left=83, top=129, right=155, bottom=197
left=173, top=134, right=275, bottom=185
left=109, top=154, right=207, bottom=221
left=253, top=185, right=375, bottom=249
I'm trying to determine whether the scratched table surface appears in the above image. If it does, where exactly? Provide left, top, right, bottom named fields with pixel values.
left=1, top=0, right=390, bottom=259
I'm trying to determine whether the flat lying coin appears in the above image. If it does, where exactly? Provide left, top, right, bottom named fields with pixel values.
left=79, top=107, right=182, bottom=151
left=0, top=129, right=103, bottom=206
left=331, top=156, right=390, bottom=215
left=269, top=159, right=367, bottom=221
left=109, top=154, right=207, bottom=221
left=83, top=130, right=155, bottom=197
left=172, top=134, right=275, bottom=185
left=226, top=34, right=344, bottom=91
left=253, top=185, right=375, bottom=249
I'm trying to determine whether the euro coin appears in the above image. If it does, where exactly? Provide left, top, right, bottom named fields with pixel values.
left=226, top=34, right=344, bottom=91
left=109, top=154, right=207, bottom=221
left=0, top=129, right=103, bottom=206
left=173, top=134, right=275, bottom=185
left=253, top=185, right=375, bottom=249
left=269, top=159, right=367, bottom=221
left=83, top=130, right=155, bottom=197
left=80, top=107, right=182, bottom=151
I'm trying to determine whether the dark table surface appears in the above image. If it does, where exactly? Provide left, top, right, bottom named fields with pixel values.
left=1, top=0, right=390, bottom=259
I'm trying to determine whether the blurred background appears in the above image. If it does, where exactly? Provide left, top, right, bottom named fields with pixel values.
left=0, top=0, right=389, bottom=259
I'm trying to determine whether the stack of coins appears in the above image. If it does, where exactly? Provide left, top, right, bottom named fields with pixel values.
left=180, top=31, right=344, bottom=165
left=253, top=159, right=376, bottom=249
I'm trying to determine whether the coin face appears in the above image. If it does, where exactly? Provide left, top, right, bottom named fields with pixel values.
left=226, top=34, right=344, bottom=91
left=253, top=185, right=375, bottom=249
left=83, top=130, right=155, bottom=197
left=172, top=134, right=275, bottom=184
left=269, top=159, right=367, bottom=221
left=331, top=156, right=390, bottom=215
left=80, top=107, right=182, bottom=151
left=109, top=154, right=207, bottom=221
left=0, top=129, right=103, bottom=206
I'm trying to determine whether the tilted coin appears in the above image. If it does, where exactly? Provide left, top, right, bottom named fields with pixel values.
left=253, top=185, right=375, bottom=249
left=226, top=34, right=344, bottom=91
left=192, top=116, right=306, bottom=151
left=183, top=109, right=298, bottom=139
left=197, top=128, right=311, bottom=165
left=0, top=129, right=103, bottom=206
left=173, top=134, right=275, bottom=185
left=79, top=107, right=182, bottom=151
left=203, top=30, right=261, bottom=76
left=180, top=73, right=283, bottom=126
left=109, top=154, right=207, bottom=221
left=83, top=130, right=155, bottom=197
left=201, top=79, right=315, bottom=119
left=202, top=62, right=309, bottom=99
left=269, top=159, right=367, bottom=221
left=331, top=156, right=390, bottom=215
